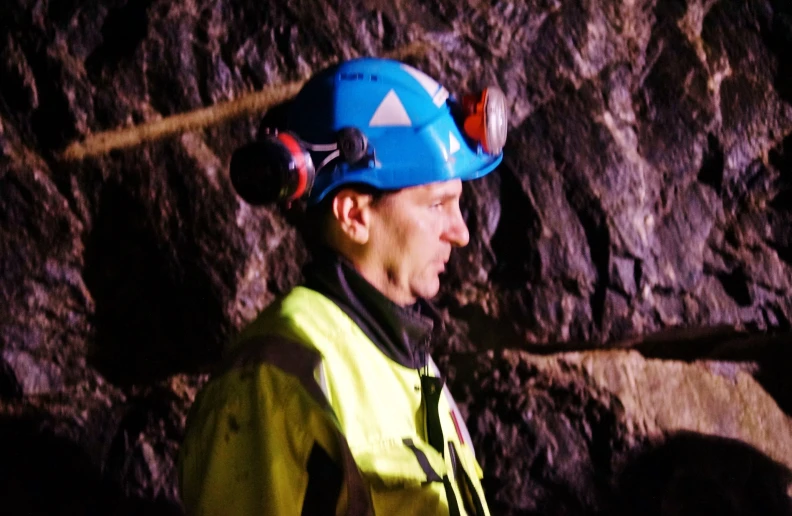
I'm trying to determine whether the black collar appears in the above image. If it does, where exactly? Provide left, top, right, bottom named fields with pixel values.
left=303, top=249, right=440, bottom=369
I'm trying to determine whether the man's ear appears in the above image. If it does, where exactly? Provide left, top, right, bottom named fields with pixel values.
left=331, top=189, right=373, bottom=245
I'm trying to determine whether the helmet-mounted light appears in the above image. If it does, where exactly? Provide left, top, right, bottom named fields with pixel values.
left=462, top=86, right=508, bottom=156
left=230, top=59, right=508, bottom=206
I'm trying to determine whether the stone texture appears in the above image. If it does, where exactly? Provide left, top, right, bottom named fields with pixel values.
left=447, top=349, right=792, bottom=515
left=439, top=0, right=792, bottom=345
left=0, top=0, right=791, bottom=513
left=530, top=350, right=792, bottom=470
left=445, top=349, right=636, bottom=515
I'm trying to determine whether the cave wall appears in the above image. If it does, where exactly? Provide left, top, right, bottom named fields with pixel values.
left=1, top=0, right=791, bottom=513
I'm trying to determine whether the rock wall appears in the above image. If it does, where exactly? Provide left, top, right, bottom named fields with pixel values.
left=0, top=0, right=791, bottom=513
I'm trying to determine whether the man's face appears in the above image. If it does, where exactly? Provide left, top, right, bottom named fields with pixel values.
left=366, top=179, right=470, bottom=305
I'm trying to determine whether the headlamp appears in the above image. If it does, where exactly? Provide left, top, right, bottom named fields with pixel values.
left=462, top=86, right=508, bottom=156
left=229, top=59, right=508, bottom=207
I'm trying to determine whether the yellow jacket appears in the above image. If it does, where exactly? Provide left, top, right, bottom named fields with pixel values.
left=179, top=286, right=489, bottom=515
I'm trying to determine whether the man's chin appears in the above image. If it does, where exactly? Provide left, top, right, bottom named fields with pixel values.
left=414, top=280, right=441, bottom=301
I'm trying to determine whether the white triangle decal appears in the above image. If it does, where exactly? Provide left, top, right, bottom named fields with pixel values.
left=369, top=90, right=412, bottom=127
left=402, top=64, right=449, bottom=107
left=449, top=132, right=461, bottom=154
left=402, top=64, right=440, bottom=97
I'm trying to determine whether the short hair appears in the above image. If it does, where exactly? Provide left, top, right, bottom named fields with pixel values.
left=284, top=184, right=394, bottom=254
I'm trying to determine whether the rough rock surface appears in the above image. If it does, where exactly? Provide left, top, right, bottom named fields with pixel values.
left=447, top=349, right=792, bottom=515
left=568, top=350, right=792, bottom=468
left=1, top=0, right=791, bottom=513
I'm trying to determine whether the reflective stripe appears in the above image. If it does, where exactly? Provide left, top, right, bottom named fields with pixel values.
left=449, top=441, right=487, bottom=516
left=402, top=438, right=442, bottom=482
left=425, top=357, right=488, bottom=514
left=430, top=356, right=475, bottom=453
left=421, top=373, right=464, bottom=515
left=450, top=410, right=465, bottom=446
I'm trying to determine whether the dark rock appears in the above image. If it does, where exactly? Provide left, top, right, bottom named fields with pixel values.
left=1, top=350, right=63, bottom=395
left=613, top=432, right=792, bottom=516
left=0, top=136, right=91, bottom=392
left=447, top=350, right=637, bottom=515
left=448, top=348, right=792, bottom=516
left=0, top=357, right=23, bottom=399
left=0, top=0, right=791, bottom=513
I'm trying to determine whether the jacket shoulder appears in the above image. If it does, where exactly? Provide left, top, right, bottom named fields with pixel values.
left=233, top=286, right=356, bottom=353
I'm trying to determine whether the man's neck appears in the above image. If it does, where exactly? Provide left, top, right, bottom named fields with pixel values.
left=303, top=249, right=435, bottom=369
left=330, top=245, right=415, bottom=306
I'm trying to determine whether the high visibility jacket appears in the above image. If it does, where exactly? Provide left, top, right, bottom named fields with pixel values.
left=179, top=286, right=490, bottom=515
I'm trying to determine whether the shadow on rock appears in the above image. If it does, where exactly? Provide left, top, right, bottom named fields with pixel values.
left=755, top=338, right=792, bottom=417
left=82, top=168, right=236, bottom=385
left=611, top=431, right=792, bottom=516
left=0, top=414, right=183, bottom=516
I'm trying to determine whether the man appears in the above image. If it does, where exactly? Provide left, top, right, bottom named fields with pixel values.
left=179, top=57, right=506, bottom=515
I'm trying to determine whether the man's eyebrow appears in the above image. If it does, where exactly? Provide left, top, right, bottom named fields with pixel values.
left=433, top=190, right=461, bottom=202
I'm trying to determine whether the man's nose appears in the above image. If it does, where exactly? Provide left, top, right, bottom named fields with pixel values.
left=446, top=205, right=470, bottom=247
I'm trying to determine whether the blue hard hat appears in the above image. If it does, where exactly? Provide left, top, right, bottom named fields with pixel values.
left=286, top=58, right=504, bottom=205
